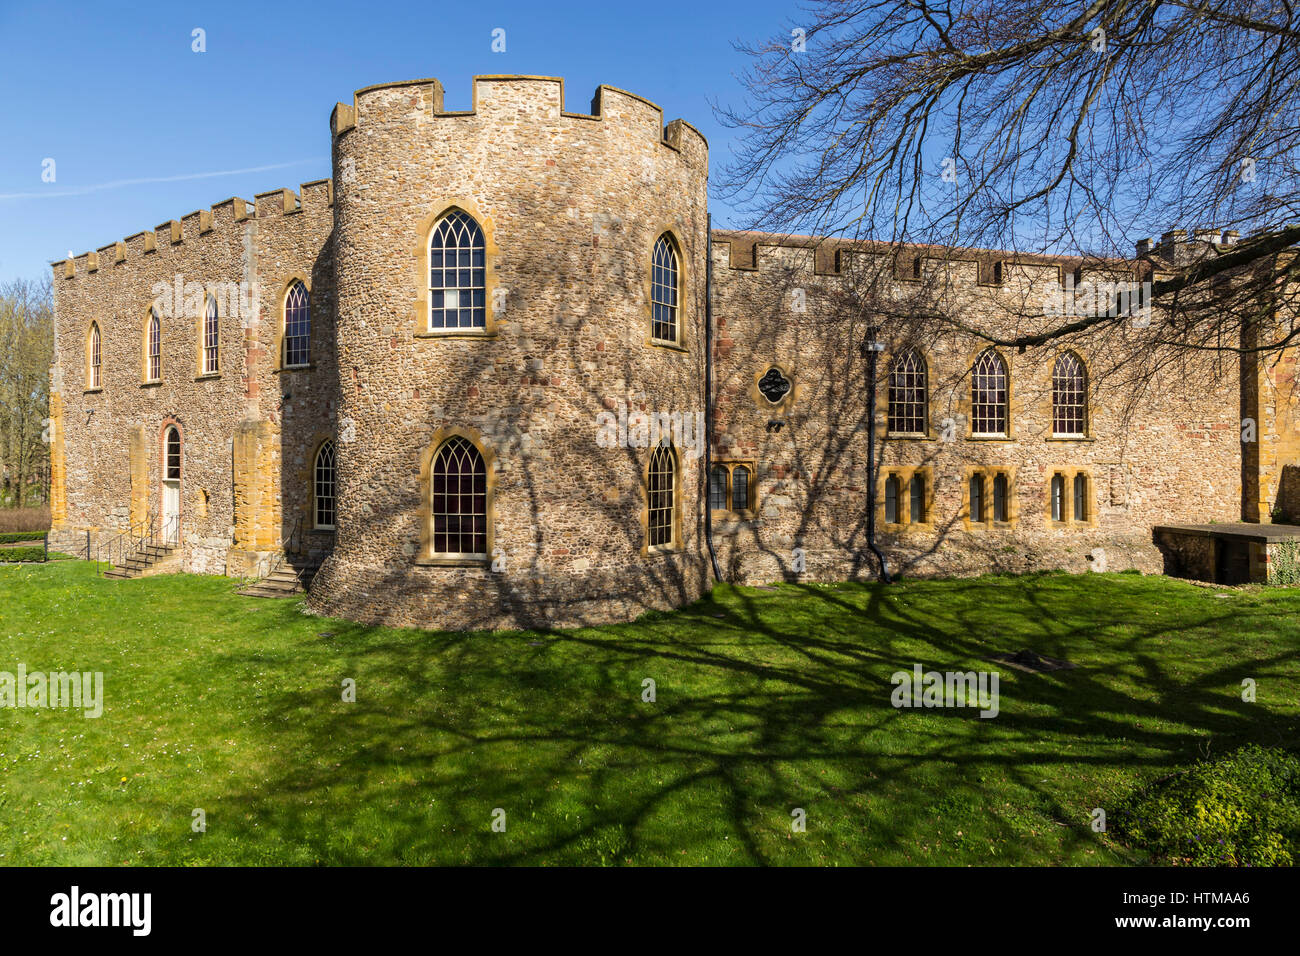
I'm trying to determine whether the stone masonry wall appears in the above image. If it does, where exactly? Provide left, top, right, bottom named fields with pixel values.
left=308, top=76, right=711, bottom=630
left=708, top=232, right=1243, bottom=584
left=49, top=182, right=336, bottom=575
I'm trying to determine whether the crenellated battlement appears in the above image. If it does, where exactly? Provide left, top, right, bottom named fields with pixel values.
left=710, top=229, right=1141, bottom=289
left=330, top=75, right=707, bottom=158
left=52, top=179, right=333, bottom=279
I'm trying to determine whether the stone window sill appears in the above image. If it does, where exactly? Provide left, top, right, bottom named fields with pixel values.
left=416, top=329, right=497, bottom=340
left=195, top=372, right=221, bottom=381
left=83, top=387, right=102, bottom=395
left=140, top=380, right=164, bottom=388
left=647, top=338, right=688, bottom=353
left=414, top=555, right=488, bottom=567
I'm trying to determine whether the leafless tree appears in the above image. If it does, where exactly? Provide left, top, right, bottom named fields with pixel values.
left=717, top=0, right=1300, bottom=354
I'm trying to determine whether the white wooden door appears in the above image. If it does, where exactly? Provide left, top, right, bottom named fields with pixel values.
left=162, top=480, right=180, bottom=544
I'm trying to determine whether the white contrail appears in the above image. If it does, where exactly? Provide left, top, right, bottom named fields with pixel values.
left=0, top=159, right=325, bottom=201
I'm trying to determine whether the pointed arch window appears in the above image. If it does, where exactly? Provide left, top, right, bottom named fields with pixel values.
left=1052, top=352, right=1087, bottom=437
left=284, top=280, right=311, bottom=368
left=429, top=435, right=488, bottom=557
left=146, top=311, right=161, bottom=382
left=971, top=349, right=1008, bottom=436
left=651, top=234, right=679, bottom=344
left=647, top=441, right=678, bottom=549
left=314, top=440, right=336, bottom=531
left=887, top=348, right=928, bottom=435
left=87, top=323, right=101, bottom=389
left=203, top=295, right=220, bottom=374
left=428, top=210, right=486, bottom=331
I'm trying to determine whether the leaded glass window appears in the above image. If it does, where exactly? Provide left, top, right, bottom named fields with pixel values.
left=888, top=349, right=927, bottom=434
left=430, top=436, right=488, bottom=556
left=429, top=211, right=486, bottom=330
left=971, top=349, right=1008, bottom=436
left=284, top=280, right=311, bottom=367
left=651, top=235, right=678, bottom=343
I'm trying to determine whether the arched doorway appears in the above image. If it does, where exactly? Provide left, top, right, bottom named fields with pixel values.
left=162, top=425, right=182, bottom=545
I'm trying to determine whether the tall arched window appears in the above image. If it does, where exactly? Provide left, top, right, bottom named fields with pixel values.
left=146, top=311, right=161, bottom=382
left=87, top=322, right=101, bottom=389
left=428, top=210, right=486, bottom=330
left=647, top=441, right=678, bottom=549
left=429, top=435, right=487, bottom=557
left=203, top=295, right=220, bottom=374
left=314, top=440, right=336, bottom=530
left=651, top=234, right=679, bottom=344
left=1052, top=352, right=1087, bottom=437
left=887, top=348, right=928, bottom=434
left=1050, top=474, right=1066, bottom=522
left=971, top=349, right=1008, bottom=436
left=1073, top=473, right=1088, bottom=522
left=284, top=280, right=311, bottom=367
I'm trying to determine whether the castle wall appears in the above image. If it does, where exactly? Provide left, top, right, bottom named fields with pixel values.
left=44, top=74, right=1274, bottom=633
left=48, top=183, right=335, bottom=575
left=309, top=76, right=711, bottom=630
left=709, top=233, right=1243, bottom=583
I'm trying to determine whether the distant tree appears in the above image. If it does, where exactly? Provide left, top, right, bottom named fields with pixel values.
left=0, top=277, right=54, bottom=507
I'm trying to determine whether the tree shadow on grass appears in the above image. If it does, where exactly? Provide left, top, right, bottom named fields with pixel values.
left=198, top=573, right=1299, bottom=865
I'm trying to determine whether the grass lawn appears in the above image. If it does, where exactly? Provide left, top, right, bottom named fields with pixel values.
left=1, top=560, right=1297, bottom=865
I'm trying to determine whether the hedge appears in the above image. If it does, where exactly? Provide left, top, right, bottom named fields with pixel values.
left=0, top=532, right=47, bottom=545
left=0, top=546, right=46, bottom=563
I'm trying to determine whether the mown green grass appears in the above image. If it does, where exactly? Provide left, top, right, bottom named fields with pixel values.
left=0, top=561, right=1296, bottom=865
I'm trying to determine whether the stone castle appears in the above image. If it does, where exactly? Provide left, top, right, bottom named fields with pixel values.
left=46, top=75, right=1300, bottom=630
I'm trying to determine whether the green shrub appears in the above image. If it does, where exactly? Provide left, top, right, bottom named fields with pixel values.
left=1113, top=745, right=1300, bottom=866
left=0, top=546, right=46, bottom=563
left=0, top=531, right=46, bottom=545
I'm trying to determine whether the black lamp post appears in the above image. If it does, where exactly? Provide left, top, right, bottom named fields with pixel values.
left=863, top=334, right=891, bottom=583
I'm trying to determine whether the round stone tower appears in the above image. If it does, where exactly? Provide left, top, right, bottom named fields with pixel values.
left=308, top=75, right=711, bottom=630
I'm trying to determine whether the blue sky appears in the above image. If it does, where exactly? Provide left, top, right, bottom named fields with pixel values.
left=0, top=0, right=796, bottom=284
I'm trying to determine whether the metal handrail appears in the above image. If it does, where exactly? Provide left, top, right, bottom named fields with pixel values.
left=96, top=514, right=153, bottom=576
left=96, top=512, right=180, bottom=576
left=254, top=515, right=303, bottom=582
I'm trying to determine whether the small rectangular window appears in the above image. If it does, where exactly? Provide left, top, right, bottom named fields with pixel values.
left=731, top=466, right=751, bottom=512
left=709, top=466, right=727, bottom=511
left=909, top=475, right=925, bottom=523
left=969, top=474, right=983, bottom=523
left=993, top=474, right=1009, bottom=522
left=885, top=476, right=900, bottom=524
left=1073, top=473, right=1088, bottom=522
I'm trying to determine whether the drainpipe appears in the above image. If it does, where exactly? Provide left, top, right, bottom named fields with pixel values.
left=703, top=216, right=722, bottom=582
left=864, top=335, right=892, bottom=583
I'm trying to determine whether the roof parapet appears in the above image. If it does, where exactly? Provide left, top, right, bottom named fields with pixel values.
left=54, top=180, right=331, bottom=279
